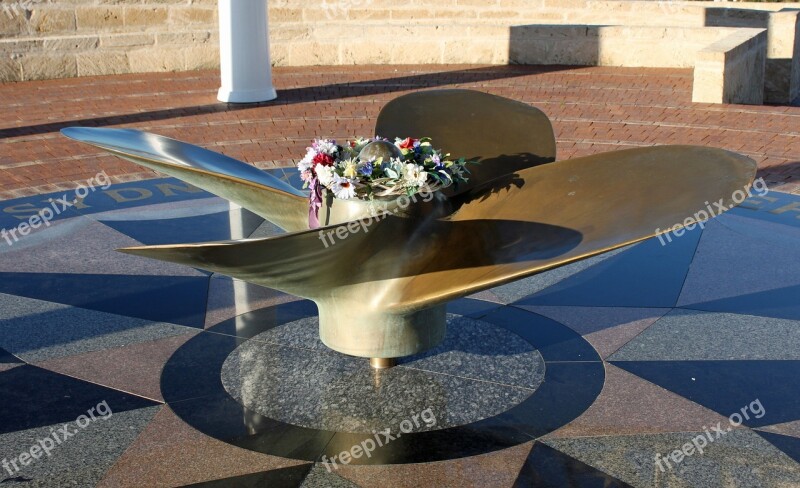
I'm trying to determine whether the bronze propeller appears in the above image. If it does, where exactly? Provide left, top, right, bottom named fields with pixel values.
left=61, top=89, right=757, bottom=367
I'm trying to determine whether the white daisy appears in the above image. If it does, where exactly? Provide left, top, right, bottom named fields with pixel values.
left=315, top=164, right=335, bottom=187
left=314, top=139, right=338, bottom=156
left=332, top=175, right=358, bottom=199
left=403, top=163, right=428, bottom=187
left=297, top=149, right=316, bottom=172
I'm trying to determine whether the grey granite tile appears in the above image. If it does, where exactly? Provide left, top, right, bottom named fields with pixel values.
left=222, top=340, right=533, bottom=434
left=0, top=214, right=204, bottom=277
left=399, top=315, right=546, bottom=389
left=0, top=292, right=196, bottom=362
left=300, top=463, right=360, bottom=487
left=0, top=363, right=22, bottom=373
left=544, top=429, right=800, bottom=488
left=0, top=405, right=159, bottom=487
left=610, top=309, right=800, bottom=361
left=520, top=306, right=669, bottom=359
left=677, top=214, right=800, bottom=320
left=255, top=314, right=546, bottom=390
left=248, top=219, right=285, bottom=239
left=487, top=245, right=631, bottom=303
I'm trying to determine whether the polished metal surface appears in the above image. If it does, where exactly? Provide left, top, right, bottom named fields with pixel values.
left=60, top=127, right=308, bottom=232
left=61, top=90, right=758, bottom=360
left=375, top=89, right=558, bottom=195
left=369, top=357, right=398, bottom=369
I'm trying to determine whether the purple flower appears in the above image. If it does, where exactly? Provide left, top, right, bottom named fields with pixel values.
left=358, top=162, right=374, bottom=176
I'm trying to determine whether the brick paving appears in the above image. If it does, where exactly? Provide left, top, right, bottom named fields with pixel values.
left=1, top=64, right=799, bottom=200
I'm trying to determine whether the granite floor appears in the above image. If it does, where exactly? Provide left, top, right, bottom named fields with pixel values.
left=0, top=174, right=799, bottom=487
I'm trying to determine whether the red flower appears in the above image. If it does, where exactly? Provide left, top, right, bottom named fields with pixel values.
left=313, top=153, right=335, bottom=166
left=398, top=137, right=417, bottom=150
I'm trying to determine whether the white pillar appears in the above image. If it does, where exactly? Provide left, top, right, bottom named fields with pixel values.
left=217, top=0, right=277, bottom=103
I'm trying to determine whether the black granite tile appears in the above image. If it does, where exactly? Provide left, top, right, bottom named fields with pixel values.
left=0, top=272, right=209, bottom=328
left=161, top=331, right=248, bottom=403
left=612, top=360, right=800, bottom=428
left=515, top=227, right=703, bottom=308
left=513, top=442, right=634, bottom=488
left=756, top=430, right=800, bottom=464
left=496, top=361, right=605, bottom=439
left=99, top=208, right=263, bottom=246
left=182, top=464, right=314, bottom=488
left=162, top=302, right=604, bottom=464
left=0, top=365, right=158, bottom=435
left=0, top=346, right=22, bottom=365
left=480, top=305, right=600, bottom=362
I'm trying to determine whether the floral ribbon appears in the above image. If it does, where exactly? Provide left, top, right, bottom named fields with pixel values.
left=308, top=177, right=323, bottom=229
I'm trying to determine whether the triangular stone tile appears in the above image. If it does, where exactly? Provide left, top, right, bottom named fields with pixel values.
left=521, top=306, right=669, bottom=358
left=183, top=464, right=314, bottom=487
left=756, top=420, right=800, bottom=439
left=545, top=364, right=735, bottom=438
left=755, top=431, right=800, bottom=464
left=0, top=292, right=196, bottom=362
left=514, top=442, right=633, bottom=487
left=0, top=272, right=209, bottom=329
left=300, top=463, right=360, bottom=487
left=35, top=332, right=199, bottom=402
left=488, top=245, right=630, bottom=304
left=334, top=441, right=534, bottom=488
left=544, top=429, right=800, bottom=488
left=0, top=404, right=159, bottom=487
left=97, top=406, right=307, bottom=488
left=516, top=228, right=702, bottom=308
left=612, top=360, right=800, bottom=428
left=677, top=214, right=800, bottom=320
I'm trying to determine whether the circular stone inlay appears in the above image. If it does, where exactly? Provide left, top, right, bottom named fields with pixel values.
left=221, top=314, right=545, bottom=434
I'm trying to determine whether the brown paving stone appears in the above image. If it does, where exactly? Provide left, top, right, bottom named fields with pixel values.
left=1, top=65, right=799, bottom=201
left=545, top=363, right=735, bottom=439
left=523, top=306, right=669, bottom=359
left=756, top=420, right=800, bottom=439
left=97, top=405, right=306, bottom=488
left=34, top=333, right=199, bottom=402
left=334, top=440, right=534, bottom=488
